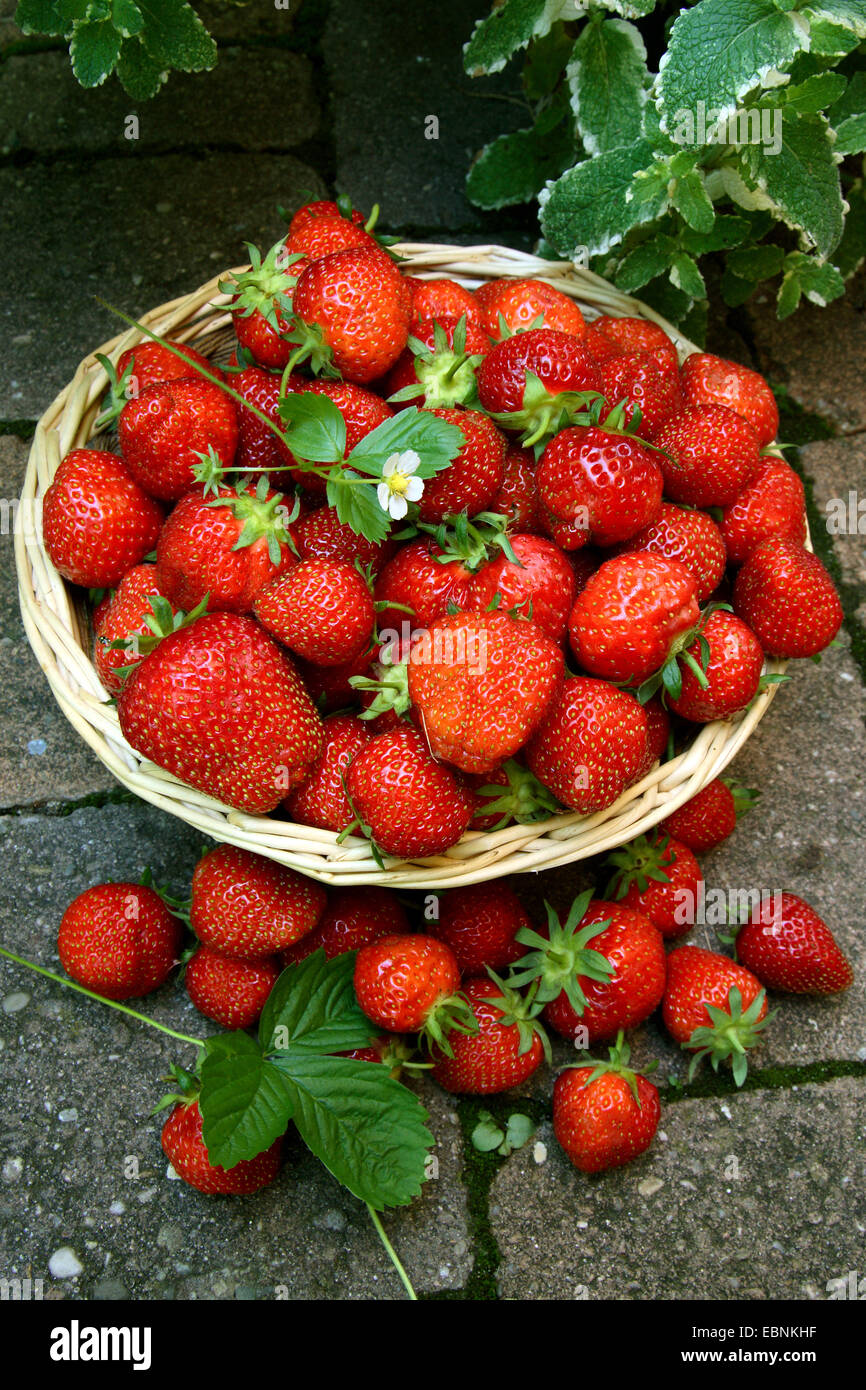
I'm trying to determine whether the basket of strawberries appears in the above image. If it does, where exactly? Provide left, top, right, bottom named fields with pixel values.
left=15, top=202, right=843, bottom=888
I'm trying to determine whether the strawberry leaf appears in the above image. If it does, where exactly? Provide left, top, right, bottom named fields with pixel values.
left=259, top=950, right=373, bottom=1056
left=279, top=393, right=347, bottom=463
left=347, top=406, right=464, bottom=481
left=326, top=470, right=391, bottom=545
left=198, top=1033, right=294, bottom=1169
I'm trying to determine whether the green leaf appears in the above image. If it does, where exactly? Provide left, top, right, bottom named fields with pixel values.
left=635, top=273, right=695, bottom=328
left=523, top=21, right=572, bottom=100
left=828, top=69, right=866, bottom=125
left=726, top=243, right=787, bottom=280
left=467, top=98, right=575, bottom=210
left=803, top=3, right=866, bottom=41
left=16, top=0, right=88, bottom=34
left=198, top=1033, right=294, bottom=1169
left=503, top=1113, right=536, bottom=1153
left=112, top=0, right=143, bottom=37
left=270, top=1052, right=434, bottom=1208
left=137, top=0, right=216, bottom=72
left=678, top=212, right=752, bottom=254
left=471, top=1112, right=505, bottom=1153
left=835, top=178, right=866, bottom=276
left=69, top=17, right=121, bottom=86
left=742, top=110, right=844, bottom=257
left=806, top=15, right=862, bottom=55
left=670, top=170, right=715, bottom=234
left=540, top=138, right=665, bottom=258
left=835, top=112, right=866, bottom=154
left=278, top=393, right=347, bottom=463
left=347, top=405, right=463, bottom=480
left=326, top=471, right=391, bottom=546
left=784, top=72, right=847, bottom=112
left=463, top=0, right=561, bottom=76
left=116, top=35, right=166, bottom=98
left=670, top=251, right=706, bottom=299
left=259, top=951, right=373, bottom=1056
left=614, top=237, right=675, bottom=291
left=658, top=0, right=809, bottom=134
left=566, top=16, right=648, bottom=157
left=776, top=251, right=845, bottom=318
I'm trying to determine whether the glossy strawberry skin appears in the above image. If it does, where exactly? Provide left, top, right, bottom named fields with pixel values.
left=416, top=407, right=506, bottom=522
left=466, top=534, right=578, bottom=644
left=536, top=426, right=664, bottom=549
left=281, top=886, right=409, bottom=967
left=476, top=278, right=586, bottom=340
left=185, top=946, right=280, bottom=1030
left=292, top=246, right=411, bottom=383
left=162, top=1100, right=281, bottom=1195
left=681, top=352, right=779, bottom=447
left=615, top=502, right=727, bottom=603
left=632, top=694, right=670, bottom=782
left=93, top=563, right=173, bottom=696
left=490, top=447, right=545, bottom=534
left=668, top=611, right=765, bottom=723
left=57, top=882, right=181, bottom=1001
left=234, top=365, right=298, bottom=478
left=254, top=559, right=375, bottom=666
left=284, top=713, right=371, bottom=832
left=428, top=881, right=532, bottom=975
left=288, top=380, right=394, bottom=495
left=286, top=200, right=365, bottom=242
left=292, top=504, right=396, bottom=576
left=431, top=979, right=545, bottom=1094
left=286, top=212, right=379, bottom=260
left=345, top=725, right=474, bottom=859
left=117, top=613, right=324, bottom=813
left=406, top=277, right=480, bottom=326
left=735, top=892, right=853, bottom=995
left=654, top=405, right=761, bottom=508
left=569, top=553, right=699, bottom=686
left=660, top=778, right=738, bottom=852
left=617, top=836, right=704, bottom=940
left=190, top=844, right=326, bottom=961
left=526, top=677, right=648, bottom=813
left=720, top=458, right=807, bottom=566
left=374, top=538, right=473, bottom=634
left=543, top=901, right=667, bottom=1043
left=733, top=538, right=843, bottom=659
left=600, top=349, right=683, bottom=440
left=353, top=933, right=461, bottom=1032
left=477, top=329, right=601, bottom=415
left=43, top=449, right=163, bottom=588
left=116, top=341, right=221, bottom=393
left=662, top=946, right=767, bottom=1047
left=553, top=1066, right=660, bottom=1173
left=118, top=378, right=239, bottom=501
left=590, top=316, right=679, bottom=375
left=235, top=304, right=296, bottom=370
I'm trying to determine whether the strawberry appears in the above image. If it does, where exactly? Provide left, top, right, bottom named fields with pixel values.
left=430, top=975, right=549, bottom=1094
left=666, top=610, right=765, bottom=722
left=406, top=610, right=565, bottom=774
left=284, top=713, right=371, bottom=832
left=734, top=892, right=853, bottom=995
left=344, top=724, right=474, bottom=859
left=162, top=1096, right=281, bottom=1195
left=374, top=536, right=474, bottom=633
left=190, top=844, right=326, bottom=960
left=254, top=558, right=375, bottom=666
left=660, top=778, right=757, bottom=853
left=286, top=211, right=379, bottom=261
left=281, top=885, right=409, bottom=966
left=632, top=693, right=670, bottom=782
left=720, top=458, right=807, bottom=566
left=225, top=240, right=305, bottom=370
left=605, top=831, right=703, bottom=940
left=615, top=502, right=727, bottom=602
left=429, top=881, right=533, bottom=975
left=117, top=612, right=324, bottom=813
left=286, top=199, right=366, bottom=242
left=489, top=446, right=545, bottom=533
left=526, top=677, right=648, bottom=812
left=662, top=945, right=769, bottom=1084
left=475, top=277, right=586, bottom=340
left=43, top=449, right=163, bottom=588
left=568, top=553, right=699, bottom=686
left=353, top=933, right=473, bottom=1049
left=476, top=329, right=602, bottom=446
left=590, top=316, right=679, bottom=375
left=653, top=405, right=761, bottom=508
left=57, top=882, right=182, bottom=1001
left=406, top=277, right=480, bottom=326
left=287, top=380, right=394, bottom=495
left=383, top=316, right=488, bottom=410
left=582, top=324, right=627, bottom=363
left=733, top=538, right=843, bottom=658
left=295, top=646, right=375, bottom=712
left=600, top=349, right=683, bottom=439
left=185, top=946, right=280, bottom=1030
left=466, top=533, right=578, bottom=643
left=681, top=352, right=779, bottom=447
left=415, top=407, right=505, bottom=522
left=292, top=503, right=396, bottom=575
left=535, top=425, right=663, bottom=549
left=118, top=378, right=239, bottom=501
left=509, top=894, right=667, bottom=1043
left=289, top=246, right=411, bottom=383
left=553, top=1034, right=660, bottom=1173
left=233, top=364, right=299, bottom=479
left=93, top=564, right=176, bottom=695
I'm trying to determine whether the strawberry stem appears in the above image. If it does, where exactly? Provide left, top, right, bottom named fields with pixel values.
left=365, top=1204, right=417, bottom=1301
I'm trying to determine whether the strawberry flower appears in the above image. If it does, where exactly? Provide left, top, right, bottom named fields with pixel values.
left=377, top=450, right=424, bottom=520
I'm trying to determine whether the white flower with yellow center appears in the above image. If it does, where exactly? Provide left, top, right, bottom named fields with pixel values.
left=377, top=450, right=424, bottom=520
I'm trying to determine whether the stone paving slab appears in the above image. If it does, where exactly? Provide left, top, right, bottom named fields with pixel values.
left=489, top=1076, right=866, bottom=1300
left=803, top=436, right=866, bottom=615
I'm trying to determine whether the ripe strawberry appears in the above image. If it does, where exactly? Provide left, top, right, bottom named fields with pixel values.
left=681, top=352, right=779, bottom=447
left=293, top=503, right=396, bottom=575
left=233, top=364, right=299, bottom=479
left=117, top=612, right=324, bottom=813
left=295, top=646, right=375, bottom=712
left=415, top=407, right=505, bottom=522
left=254, top=559, right=375, bottom=666
left=290, top=246, right=411, bottom=383
left=553, top=1034, right=660, bottom=1173
left=406, top=610, right=564, bottom=774
left=185, top=946, right=280, bottom=1030
left=225, top=240, right=305, bottom=370
left=526, top=677, right=648, bottom=812
left=663, top=945, right=769, bottom=1084
left=429, top=881, right=533, bottom=975
left=353, top=933, right=473, bottom=1049
left=344, top=725, right=474, bottom=859
left=286, top=211, right=379, bottom=261
left=477, top=329, right=602, bottom=445
left=733, top=538, right=843, bottom=658
left=734, top=892, right=853, bottom=995
left=93, top=564, right=176, bottom=695
left=660, top=778, right=757, bottom=853
left=118, top=378, right=239, bottom=501
left=590, top=316, right=679, bottom=375
left=615, top=502, right=727, bottom=602
left=536, top=425, right=663, bottom=549
left=374, top=537, right=474, bottom=633
left=489, top=446, right=545, bottom=533
left=284, top=713, right=371, bottom=832
left=582, top=324, right=627, bottom=363
left=430, top=976, right=549, bottom=1094
left=632, top=694, right=670, bottom=783
left=600, top=349, right=683, bottom=439
left=190, top=844, right=326, bottom=960
left=43, top=449, right=163, bottom=588
left=720, top=458, right=807, bottom=566
left=115, top=341, right=221, bottom=395
left=466, top=534, right=578, bottom=643
left=653, top=405, right=761, bottom=508
left=287, top=380, right=394, bottom=495
left=286, top=199, right=365, bottom=243
left=605, top=831, right=703, bottom=940
left=666, top=610, right=765, bottom=722
left=475, top=277, right=586, bottom=340
left=281, top=885, right=409, bottom=966
left=57, top=882, right=182, bottom=1001
left=568, top=553, right=699, bottom=686
left=162, top=1097, right=281, bottom=1195
left=406, top=276, right=480, bottom=327
left=383, top=316, right=488, bottom=410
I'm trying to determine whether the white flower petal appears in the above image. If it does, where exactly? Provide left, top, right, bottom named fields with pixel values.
left=388, top=495, right=409, bottom=520
left=405, top=476, right=424, bottom=502
left=400, top=449, right=421, bottom=476
left=377, top=482, right=391, bottom=511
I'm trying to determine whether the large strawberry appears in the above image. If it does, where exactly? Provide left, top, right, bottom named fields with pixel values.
left=411, top=407, right=504, bottom=522
left=589, top=316, right=679, bottom=375
left=720, top=457, right=806, bottom=566
left=615, top=502, right=727, bottom=602
left=293, top=503, right=397, bottom=575
left=43, top=449, right=163, bottom=588
left=431, top=975, right=549, bottom=1094
left=344, top=725, right=474, bottom=859
left=190, top=844, right=326, bottom=960
left=185, top=946, right=280, bottom=1030
left=429, top=880, right=533, bottom=975
left=465, top=534, right=578, bottom=643
left=97, top=341, right=223, bottom=427
left=289, top=246, right=411, bottom=383
left=733, top=538, right=843, bottom=658
left=118, top=378, right=239, bottom=501
left=734, top=892, right=853, bottom=995
left=287, top=379, right=394, bottom=495
left=568, top=553, right=699, bottom=686
left=681, top=352, right=779, bottom=447
left=660, top=778, right=757, bottom=853
left=233, top=363, right=298, bottom=480
left=489, top=446, right=545, bottom=534
left=535, top=425, right=663, bottom=549
left=281, top=885, right=409, bottom=966
left=162, top=1093, right=281, bottom=1195
left=605, top=831, right=702, bottom=940
left=553, top=1034, right=660, bottom=1173
left=117, top=612, right=324, bottom=813
left=284, top=713, right=371, bottom=832
left=476, top=329, right=602, bottom=445
left=57, top=882, right=182, bottom=1001
left=373, top=536, right=474, bottom=634
left=666, top=610, right=765, bottom=723
left=475, top=277, right=586, bottom=340
left=600, top=348, right=683, bottom=440
left=526, top=677, right=648, bottom=812
left=254, top=558, right=375, bottom=666
left=353, top=933, right=474, bottom=1051
left=653, top=404, right=761, bottom=508
left=663, top=945, right=769, bottom=1085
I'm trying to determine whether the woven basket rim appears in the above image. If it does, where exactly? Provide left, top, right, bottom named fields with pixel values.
left=15, top=241, right=789, bottom=888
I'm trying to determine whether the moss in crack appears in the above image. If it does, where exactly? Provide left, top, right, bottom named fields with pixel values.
left=661, top=1056, right=866, bottom=1103
left=1, top=786, right=141, bottom=818
left=0, top=419, right=36, bottom=440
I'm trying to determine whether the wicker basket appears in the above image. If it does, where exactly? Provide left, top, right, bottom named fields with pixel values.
left=16, top=243, right=789, bottom=888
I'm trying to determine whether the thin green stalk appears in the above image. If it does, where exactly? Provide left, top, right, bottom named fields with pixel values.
left=366, top=1203, right=417, bottom=1301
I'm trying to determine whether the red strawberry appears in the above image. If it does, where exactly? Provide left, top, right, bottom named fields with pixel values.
left=115, top=341, right=222, bottom=394
left=666, top=610, right=765, bottom=722
left=601, top=349, right=683, bottom=439
left=344, top=725, right=474, bottom=859
left=226, top=240, right=305, bottom=370
left=583, top=324, right=627, bottom=363
left=660, top=778, right=756, bottom=853
left=284, top=713, right=371, bottom=832
left=553, top=1034, right=660, bottom=1173
left=720, top=458, right=807, bottom=566
left=43, top=449, right=163, bottom=588
left=117, top=612, right=324, bottom=813
left=615, top=502, right=727, bottom=602
left=383, top=316, right=488, bottom=411
left=118, top=378, right=239, bottom=501
left=281, top=886, right=409, bottom=966
left=653, top=405, right=761, bottom=508
left=477, top=329, right=602, bottom=445
left=590, top=316, right=679, bottom=375
left=286, top=211, right=379, bottom=261
left=295, top=646, right=375, bottom=712
left=93, top=564, right=176, bottom=695
left=735, top=892, right=853, bottom=995
left=286, top=199, right=365, bottom=243
left=185, top=946, right=280, bottom=1030
left=428, top=881, right=533, bottom=975
left=489, top=446, right=545, bottom=533
left=605, top=831, right=703, bottom=940
left=162, top=1097, right=281, bottom=1195
left=526, top=677, right=648, bottom=812
left=430, top=976, right=549, bottom=1094
left=569, top=553, right=699, bottom=686
left=254, top=558, right=375, bottom=666
left=415, top=407, right=505, bottom=522
left=663, top=945, right=769, bottom=1084
left=233, top=364, right=299, bottom=479
left=290, top=246, right=411, bottom=383
left=536, top=425, right=663, bottom=549
left=475, top=278, right=586, bottom=340
left=632, top=693, right=670, bottom=782
left=681, top=352, right=779, bottom=447
left=406, top=277, right=480, bottom=326
left=466, top=534, right=578, bottom=643
left=374, top=537, right=474, bottom=634
left=190, top=844, right=326, bottom=960
left=353, top=933, right=472, bottom=1048
left=733, top=538, right=843, bottom=658
left=292, top=503, right=396, bottom=575
left=287, top=380, right=394, bottom=495
left=57, top=882, right=182, bottom=1001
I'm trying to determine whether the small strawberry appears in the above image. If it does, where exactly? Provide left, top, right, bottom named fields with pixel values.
left=373, top=536, right=474, bottom=633
left=190, top=844, right=326, bottom=961
left=353, top=933, right=474, bottom=1050
left=286, top=198, right=366, bottom=242
left=406, top=277, right=481, bottom=327
left=293, top=503, right=397, bottom=575
left=57, top=882, right=182, bottom=1001
left=118, top=378, right=239, bottom=501
left=344, top=725, right=474, bottom=860
left=568, top=553, right=699, bottom=686
left=281, top=886, right=409, bottom=966
left=428, top=881, right=533, bottom=975
left=615, top=502, right=727, bottom=602
left=477, top=329, right=602, bottom=446
left=223, top=239, right=305, bottom=370
left=553, top=1033, right=660, bottom=1173
left=466, top=533, right=578, bottom=643
left=43, top=449, right=163, bottom=588
left=734, top=892, right=853, bottom=995
left=660, top=778, right=757, bottom=853
left=93, top=564, right=177, bottom=695
left=254, top=558, right=375, bottom=666
left=489, top=446, right=545, bottom=534
left=526, top=677, right=648, bottom=812
left=600, top=348, right=683, bottom=440
left=653, top=405, right=761, bottom=508
left=289, top=246, right=412, bottom=383
left=284, top=713, right=371, bottom=832
left=720, top=457, right=807, bottom=566
left=185, top=946, right=280, bottom=1030
left=663, top=945, right=769, bottom=1085
left=605, top=831, right=703, bottom=940
left=589, top=316, right=679, bottom=375
left=536, top=425, right=663, bottom=549
left=681, top=352, right=779, bottom=447
left=161, top=1093, right=281, bottom=1195
left=286, top=211, right=380, bottom=261
left=475, top=277, right=586, bottom=340
left=733, top=538, right=843, bottom=659
left=430, top=975, right=550, bottom=1094
left=383, top=316, right=488, bottom=410
left=666, top=610, right=765, bottom=723
left=415, top=407, right=505, bottom=523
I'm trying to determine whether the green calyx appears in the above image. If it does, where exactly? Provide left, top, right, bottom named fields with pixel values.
left=507, top=890, right=614, bottom=1017
left=349, top=650, right=410, bottom=721
left=726, top=781, right=760, bottom=820
left=418, top=509, right=520, bottom=572
left=473, top=759, right=562, bottom=830
left=283, top=317, right=340, bottom=382
left=105, top=593, right=210, bottom=671
left=483, top=969, right=551, bottom=1063
left=221, top=240, right=305, bottom=330
left=564, top=1030, right=657, bottom=1107
left=604, top=832, right=673, bottom=902
left=151, top=1061, right=201, bottom=1116
left=685, top=986, right=773, bottom=1088
left=207, top=475, right=300, bottom=566
left=490, top=371, right=603, bottom=450
left=388, top=316, right=484, bottom=410
left=94, top=352, right=136, bottom=431
left=635, top=602, right=732, bottom=705
left=423, top=990, right=479, bottom=1060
